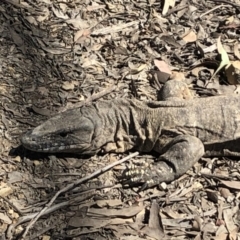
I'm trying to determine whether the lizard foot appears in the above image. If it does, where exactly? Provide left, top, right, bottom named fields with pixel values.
left=120, top=161, right=176, bottom=190
left=121, top=135, right=204, bottom=190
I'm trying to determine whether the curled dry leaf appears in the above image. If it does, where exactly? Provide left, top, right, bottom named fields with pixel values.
left=182, top=31, right=197, bottom=43
left=225, top=61, right=240, bottom=85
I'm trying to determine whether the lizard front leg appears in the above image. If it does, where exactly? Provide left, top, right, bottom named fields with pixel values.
left=122, top=135, right=204, bottom=189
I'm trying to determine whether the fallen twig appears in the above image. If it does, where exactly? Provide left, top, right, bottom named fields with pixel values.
left=91, top=20, right=139, bottom=35
left=60, top=84, right=117, bottom=112
left=207, top=0, right=240, bottom=9
left=20, top=152, right=139, bottom=239
left=199, top=4, right=229, bottom=19
left=164, top=4, right=188, bottom=17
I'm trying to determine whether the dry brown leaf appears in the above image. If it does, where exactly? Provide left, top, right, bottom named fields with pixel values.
left=66, top=18, right=90, bottom=29
left=219, top=187, right=233, bottom=199
left=225, top=60, right=240, bottom=85
left=225, top=16, right=234, bottom=25
left=154, top=60, right=172, bottom=75
left=59, top=3, right=67, bottom=12
left=25, top=16, right=37, bottom=25
left=7, top=171, right=24, bottom=183
left=141, top=201, right=164, bottom=240
left=182, top=31, right=197, bottom=43
left=135, top=209, right=145, bottom=224
left=216, top=225, right=228, bottom=240
left=42, top=236, right=51, bottom=240
left=177, top=0, right=188, bottom=18
left=0, top=183, right=13, bottom=197
left=0, top=213, right=11, bottom=224
left=233, top=42, right=240, bottom=60
left=31, top=106, right=52, bottom=116
left=161, top=35, right=181, bottom=48
left=203, top=44, right=217, bottom=53
left=206, top=189, right=218, bottom=203
left=152, top=9, right=168, bottom=23
left=51, top=6, right=68, bottom=19
left=162, top=206, right=187, bottom=219
left=196, top=41, right=217, bottom=55
left=87, top=3, right=105, bottom=11
left=201, top=197, right=212, bottom=211
left=41, top=46, right=71, bottom=54
left=68, top=216, right=133, bottom=228
left=74, top=29, right=91, bottom=42
left=176, top=182, right=203, bottom=198
left=96, top=199, right=122, bottom=208
left=88, top=206, right=142, bottom=217
left=220, top=180, right=240, bottom=190
left=192, top=216, right=203, bottom=231
left=36, top=8, right=50, bottom=22
left=223, top=209, right=238, bottom=232
left=161, top=216, right=191, bottom=228
left=191, top=66, right=214, bottom=79
left=9, top=28, right=25, bottom=51
left=92, top=21, right=139, bottom=35
left=129, top=63, right=147, bottom=75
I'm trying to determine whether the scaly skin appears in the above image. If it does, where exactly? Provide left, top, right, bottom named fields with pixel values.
left=21, top=86, right=240, bottom=188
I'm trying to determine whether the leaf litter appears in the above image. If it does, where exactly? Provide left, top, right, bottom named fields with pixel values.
left=1, top=0, right=240, bottom=239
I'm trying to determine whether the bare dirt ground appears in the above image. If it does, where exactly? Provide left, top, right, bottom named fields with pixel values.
left=1, top=0, right=240, bottom=239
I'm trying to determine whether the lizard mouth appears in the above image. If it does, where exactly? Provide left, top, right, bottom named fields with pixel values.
left=21, top=130, right=93, bottom=153
left=21, top=130, right=67, bottom=152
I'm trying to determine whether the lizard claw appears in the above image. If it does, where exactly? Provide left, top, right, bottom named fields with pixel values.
left=120, top=161, right=176, bottom=189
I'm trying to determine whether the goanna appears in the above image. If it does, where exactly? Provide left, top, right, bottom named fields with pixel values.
left=21, top=80, right=240, bottom=188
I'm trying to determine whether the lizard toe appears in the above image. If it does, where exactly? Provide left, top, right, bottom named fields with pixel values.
left=120, top=161, right=176, bottom=189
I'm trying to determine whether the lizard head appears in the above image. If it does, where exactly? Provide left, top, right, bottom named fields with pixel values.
left=21, top=108, right=102, bottom=155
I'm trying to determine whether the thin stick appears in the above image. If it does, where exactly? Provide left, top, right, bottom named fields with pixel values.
left=199, top=4, right=229, bottom=19
left=60, top=85, right=117, bottom=112
left=165, top=5, right=188, bottom=17
left=91, top=21, right=139, bottom=35
left=21, top=152, right=139, bottom=238
left=207, top=0, right=240, bottom=9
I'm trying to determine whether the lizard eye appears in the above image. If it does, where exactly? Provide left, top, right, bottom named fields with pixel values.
left=59, top=132, right=68, bottom=138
